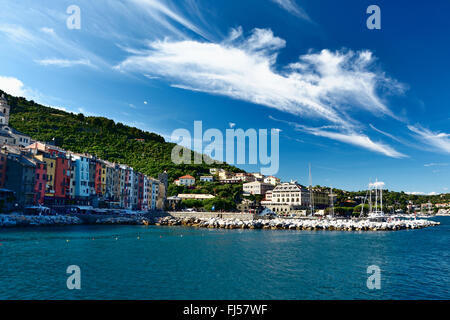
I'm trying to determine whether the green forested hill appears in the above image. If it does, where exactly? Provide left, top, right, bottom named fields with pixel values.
left=3, top=90, right=242, bottom=181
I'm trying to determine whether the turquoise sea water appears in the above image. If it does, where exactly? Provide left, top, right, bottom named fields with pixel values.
left=0, top=217, right=449, bottom=300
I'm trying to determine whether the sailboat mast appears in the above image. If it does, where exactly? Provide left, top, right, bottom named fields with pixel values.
left=309, top=163, right=314, bottom=216
left=375, top=179, right=378, bottom=212
left=380, top=184, right=383, bottom=213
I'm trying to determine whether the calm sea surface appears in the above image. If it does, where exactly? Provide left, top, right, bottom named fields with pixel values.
left=0, top=217, right=449, bottom=300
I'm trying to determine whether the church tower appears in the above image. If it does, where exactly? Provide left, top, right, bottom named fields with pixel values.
left=0, top=94, right=10, bottom=125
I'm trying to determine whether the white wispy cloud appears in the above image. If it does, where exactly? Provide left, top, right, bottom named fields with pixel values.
left=408, top=125, right=450, bottom=154
left=116, top=27, right=406, bottom=157
left=35, top=59, right=95, bottom=68
left=295, top=124, right=407, bottom=158
left=116, top=28, right=402, bottom=130
left=271, top=0, right=311, bottom=21
left=424, top=162, right=449, bottom=167
left=369, top=123, right=404, bottom=143
left=130, top=0, right=212, bottom=40
left=0, top=24, right=37, bottom=43
left=269, top=115, right=406, bottom=158
left=0, top=23, right=107, bottom=70
left=40, top=27, right=55, bottom=36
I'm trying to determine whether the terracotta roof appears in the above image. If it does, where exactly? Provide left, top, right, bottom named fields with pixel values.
left=179, top=175, right=195, bottom=179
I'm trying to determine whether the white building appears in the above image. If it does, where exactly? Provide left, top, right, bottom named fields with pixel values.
left=261, top=182, right=311, bottom=214
left=0, top=125, right=32, bottom=147
left=234, top=173, right=256, bottom=182
left=251, top=172, right=265, bottom=181
left=264, top=176, right=280, bottom=186
left=243, top=181, right=274, bottom=195
left=70, top=153, right=91, bottom=198
left=178, top=194, right=215, bottom=200
left=200, top=175, right=214, bottom=182
left=175, top=175, right=195, bottom=186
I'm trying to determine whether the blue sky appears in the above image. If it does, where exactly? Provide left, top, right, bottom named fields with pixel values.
left=0, top=0, right=449, bottom=194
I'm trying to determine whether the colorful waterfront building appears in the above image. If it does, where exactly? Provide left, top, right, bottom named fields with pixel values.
left=0, top=149, right=7, bottom=188
left=129, top=169, right=139, bottom=210
left=118, top=164, right=128, bottom=208
left=88, top=158, right=97, bottom=197
left=137, top=172, right=144, bottom=210
left=69, top=153, right=90, bottom=201
left=5, top=153, right=36, bottom=206
left=33, top=153, right=56, bottom=199
left=54, top=154, right=70, bottom=204
left=150, top=179, right=160, bottom=210
left=32, top=158, right=47, bottom=205
left=142, top=175, right=152, bottom=210
left=104, top=161, right=116, bottom=200
left=94, top=160, right=103, bottom=196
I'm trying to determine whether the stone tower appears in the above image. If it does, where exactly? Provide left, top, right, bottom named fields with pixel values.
left=0, top=94, right=10, bottom=125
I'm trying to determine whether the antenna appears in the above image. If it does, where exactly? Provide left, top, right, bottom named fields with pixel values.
left=330, top=186, right=335, bottom=218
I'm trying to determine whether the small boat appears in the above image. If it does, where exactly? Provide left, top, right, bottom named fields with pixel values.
left=24, top=206, right=52, bottom=216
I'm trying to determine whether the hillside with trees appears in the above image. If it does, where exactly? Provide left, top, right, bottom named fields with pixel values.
left=4, top=90, right=242, bottom=182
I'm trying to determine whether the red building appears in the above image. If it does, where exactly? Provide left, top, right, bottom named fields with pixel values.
left=33, top=160, right=47, bottom=205
left=94, top=161, right=103, bottom=195
left=124, top=168, right=130, bottom=209
left=138, top=173, right=144, bottom=210
left=54, top=155, right=70, bottom=202
left=0, top=150, right=7, bottom=188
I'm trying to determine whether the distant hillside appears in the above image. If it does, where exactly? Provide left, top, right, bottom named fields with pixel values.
left=2, top=90, right=243, bottom=181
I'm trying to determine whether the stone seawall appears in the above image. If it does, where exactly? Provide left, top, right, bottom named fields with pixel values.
left=0, top=214, right=83, bottom=228
left=168, top=211, right=255, bottom=221
left=156, top=216, right=441, bottom=231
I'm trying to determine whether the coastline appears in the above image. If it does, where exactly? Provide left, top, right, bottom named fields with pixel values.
left=0, top=213, right=440, bottom=231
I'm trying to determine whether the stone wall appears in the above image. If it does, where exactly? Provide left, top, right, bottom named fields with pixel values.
left=169, top=211, right=255, bottom=220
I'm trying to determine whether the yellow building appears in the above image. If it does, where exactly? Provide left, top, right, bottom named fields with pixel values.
left=34, top=154, right=56, bottom=197
left=101, top=162, right=107, bottom=194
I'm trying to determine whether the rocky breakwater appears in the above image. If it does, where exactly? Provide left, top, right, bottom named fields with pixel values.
left=156, top=216, right=440, bottom=231
left=0, top=214, right=82, bottom=228
left=95, top=215, right=152, bottom=225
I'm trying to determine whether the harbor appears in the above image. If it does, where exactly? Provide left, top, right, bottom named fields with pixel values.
left=1, top=216, right=449, bottom=300
left=155, top=215, right=440, bottom=231
left=0, top=211, right=440, bottom=231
